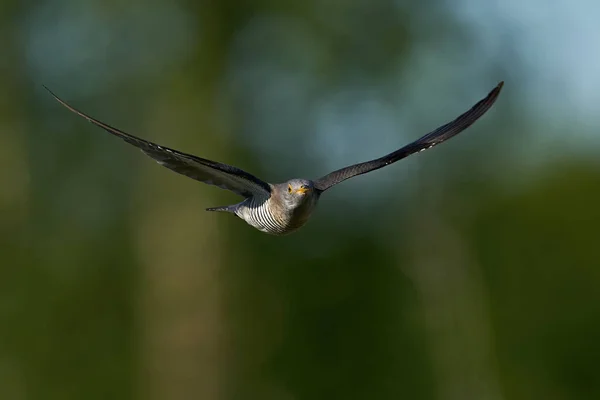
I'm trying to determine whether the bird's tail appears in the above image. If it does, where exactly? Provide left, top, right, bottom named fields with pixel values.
left=206, top=204, right=237, bottom=213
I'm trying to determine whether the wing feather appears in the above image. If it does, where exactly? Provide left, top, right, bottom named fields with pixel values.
left=44, top=87, right=271, bottom=198
left=314, top=82, right=504, bottom=192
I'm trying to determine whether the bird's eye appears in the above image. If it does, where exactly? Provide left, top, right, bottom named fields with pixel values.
left=288, top=184, right=292, bottom=193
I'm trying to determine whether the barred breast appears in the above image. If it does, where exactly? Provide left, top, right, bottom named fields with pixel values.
left=235, top=195, right=316, bottom=235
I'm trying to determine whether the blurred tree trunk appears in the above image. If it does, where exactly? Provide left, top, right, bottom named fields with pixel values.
left=403, top=206, right=504, bottom=400
left=134, top=8, right=235, bottom=399
left=134, top=91, right=229, bottom=400
left=0, top=5, right=29, bottom=399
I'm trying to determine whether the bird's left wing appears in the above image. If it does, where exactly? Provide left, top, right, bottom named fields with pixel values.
left=313, top=81, right=503, bottom=192
left=45, top=87, right=272, bottom=198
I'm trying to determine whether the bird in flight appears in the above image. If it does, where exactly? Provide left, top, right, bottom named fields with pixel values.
left=45, top=82, right=503, bottom=235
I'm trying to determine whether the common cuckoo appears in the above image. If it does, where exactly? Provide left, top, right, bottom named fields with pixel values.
left=45, top=82, right=503, bottom=235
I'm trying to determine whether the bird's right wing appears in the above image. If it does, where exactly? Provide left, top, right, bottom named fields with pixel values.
left=313, top=82, right=503, bottom=192
left=45, top=87, right=272, bottom=198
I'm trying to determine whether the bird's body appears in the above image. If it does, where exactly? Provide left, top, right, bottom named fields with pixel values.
left=210, top=179, right=320, bottom=235
left=44, top=82, right=503, bottom=235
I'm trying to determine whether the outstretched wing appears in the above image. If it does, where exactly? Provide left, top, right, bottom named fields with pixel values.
left=44, top=87, right=272, bottom=198
left=313, top=81, right=504, bottom=192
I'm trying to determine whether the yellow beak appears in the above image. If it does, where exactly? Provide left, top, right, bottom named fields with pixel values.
left=295, top=187, right=309, bottom=195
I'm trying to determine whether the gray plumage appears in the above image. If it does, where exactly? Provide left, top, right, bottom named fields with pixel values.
left=44, top=81, right=503, bottom=235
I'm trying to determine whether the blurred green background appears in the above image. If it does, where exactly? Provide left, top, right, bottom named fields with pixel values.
left=2, top=0, right=600, bottom=399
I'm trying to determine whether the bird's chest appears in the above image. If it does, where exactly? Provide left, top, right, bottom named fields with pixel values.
left=237, top=197, right=316, bottom=235
left=276, top=199, right=318, bottom=233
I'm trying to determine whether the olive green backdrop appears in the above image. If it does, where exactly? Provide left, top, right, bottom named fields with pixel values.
left=1, top=1, right=599, bottom=399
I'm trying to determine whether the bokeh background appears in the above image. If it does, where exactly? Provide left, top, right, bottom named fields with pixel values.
left=2, top=0, right=600, bottom=399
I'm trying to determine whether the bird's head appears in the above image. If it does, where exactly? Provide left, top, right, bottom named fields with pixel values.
left=279, top=179, right=316, bottom=208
